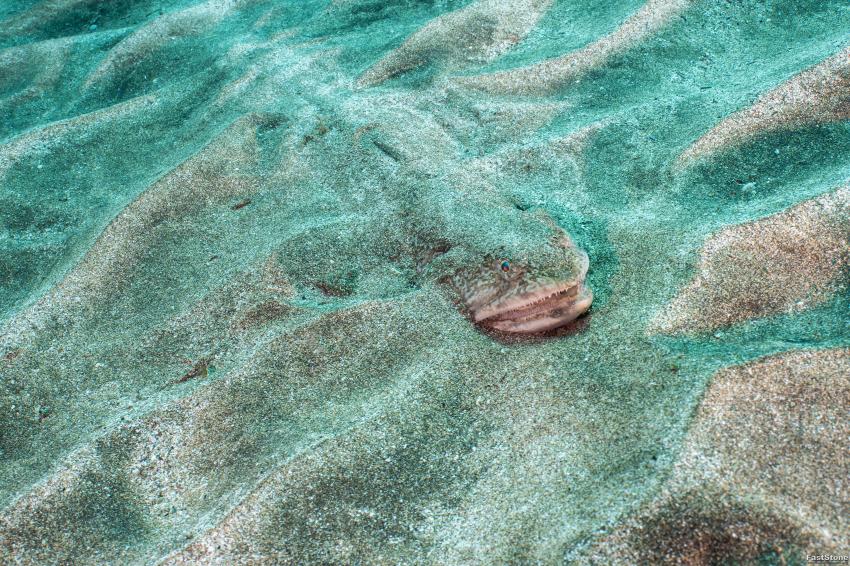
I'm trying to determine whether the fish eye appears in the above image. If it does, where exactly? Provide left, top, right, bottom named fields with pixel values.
left=500, top=260, right=510, bottom=272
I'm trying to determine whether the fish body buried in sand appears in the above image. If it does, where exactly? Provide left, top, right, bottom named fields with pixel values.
left=452, top=233, right=593, bottom=334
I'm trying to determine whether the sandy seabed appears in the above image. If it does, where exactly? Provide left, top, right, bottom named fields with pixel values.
left=1, top=0, right=848, bottom=564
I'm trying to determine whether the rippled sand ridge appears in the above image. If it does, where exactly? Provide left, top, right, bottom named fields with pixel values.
left=1, top=1, right=848, bottom=564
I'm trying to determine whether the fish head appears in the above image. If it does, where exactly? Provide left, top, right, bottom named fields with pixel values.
left=451, top=230, right=593, bottom=334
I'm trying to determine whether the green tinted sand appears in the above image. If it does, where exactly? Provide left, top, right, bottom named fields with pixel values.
left=1, top=0, right=848, bottom=563
left=591, top=348, right=850, bottom=564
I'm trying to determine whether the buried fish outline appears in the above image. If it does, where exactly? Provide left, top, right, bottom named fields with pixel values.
left=288, top=99, right=596, bottom=336
left=260, top=130, right=597, bottom=337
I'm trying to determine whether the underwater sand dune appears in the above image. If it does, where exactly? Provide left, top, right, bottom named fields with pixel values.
left=679, top=46, right=850, bottom=164
left=82, top=0, right=241, bottom=94
left=591, top=348, right=850, bottom=563
left=0, top=0, right=119, bottom=45
left=2, top=294, right=453, bottom=565
left=0, top=113, right=260, bottom=348
left=357, top=0, right=553, bottom=88
left=0, top=36, right=71, bottom=120
left=455, top=0, right=693, bottom=95
left=651, top=185, right=850, bottom=334
left=1, top=0, right=849, bottom=564
left=0, top=92, right=157, bottom=181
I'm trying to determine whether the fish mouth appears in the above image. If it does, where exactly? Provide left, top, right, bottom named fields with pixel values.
left=473, top=280, right=593, bottom=334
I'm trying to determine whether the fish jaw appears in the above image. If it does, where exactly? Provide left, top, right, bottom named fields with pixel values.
left=477, top=281, right=593, bottom=333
